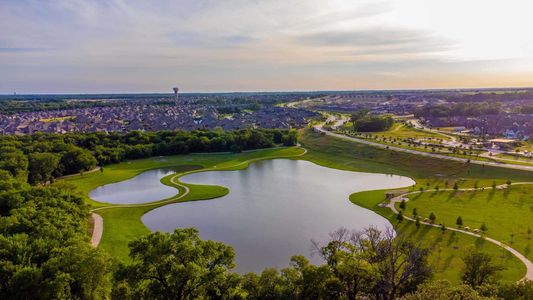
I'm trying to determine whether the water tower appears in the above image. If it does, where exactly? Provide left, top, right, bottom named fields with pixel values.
left=172, top=87, right=179, bottom=105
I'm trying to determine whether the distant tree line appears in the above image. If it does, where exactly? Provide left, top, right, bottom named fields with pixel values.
left=0, top=129, right=297, bottom=184
left=444, top=91, right=533, bottom=103
left=0, top=99, right=126, bottom=114
left=216, top=103, right=262, bottom=114
left=414, top=102, right=502, bottom=118
left=351, top=113, right=394, bottom=132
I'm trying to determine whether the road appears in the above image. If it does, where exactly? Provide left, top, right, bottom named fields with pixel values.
left=314, top=125, right=533, bottom=172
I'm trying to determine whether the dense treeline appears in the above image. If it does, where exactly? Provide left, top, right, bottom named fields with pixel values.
left=0, top=172, right=112, bottom=298
left=0, top=129, right=296, bottom=184
left=0, top=99, right=126, bottom=114
left=351, top=114, right=394, bottom=132
left=414, top=102, right=502, bottom=118
left=113, top=227, right=433, bottom=300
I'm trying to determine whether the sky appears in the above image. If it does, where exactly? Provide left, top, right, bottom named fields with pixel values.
left=2, top=0, right=533, bottom=94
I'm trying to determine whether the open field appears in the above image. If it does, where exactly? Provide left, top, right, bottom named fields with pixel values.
left=359, top=122, right=452, bottom=141
left=401, top=185, right=533, bottom=262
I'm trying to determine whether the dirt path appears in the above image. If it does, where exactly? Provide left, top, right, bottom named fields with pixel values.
left=386, top=183, right=533, bottom=281
left=58, top=167, right=101, bottom=179
left=90, top=213, right=103, bottom=247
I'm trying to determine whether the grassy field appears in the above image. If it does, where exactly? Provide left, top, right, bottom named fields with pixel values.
left=343, top=122, right=451, bottom=141
left=349, top=189, right=525, bottom=283
left=400, top=185, right=533, bottom=261
left=299, top=130, right=533, bottom=283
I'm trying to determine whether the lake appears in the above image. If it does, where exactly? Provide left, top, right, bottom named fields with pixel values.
left=89, top=168, right=180, bottom=204
left=142, top=159, right=414, bottom=272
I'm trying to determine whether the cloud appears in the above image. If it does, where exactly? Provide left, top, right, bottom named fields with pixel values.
left=1, top=0, right=533, bottom=93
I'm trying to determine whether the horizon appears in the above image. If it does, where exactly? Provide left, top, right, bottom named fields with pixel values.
left=3, top=85, right=533, bottom=97
left=3, top=0, right=533, bottom=93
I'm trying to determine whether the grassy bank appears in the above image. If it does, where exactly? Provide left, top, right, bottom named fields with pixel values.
left=299, top=130, right=533, bottom=283
left=64, top=147, right=305, bottom=258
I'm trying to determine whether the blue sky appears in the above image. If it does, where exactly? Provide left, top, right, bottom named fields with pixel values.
left=1, top=0, right=533, bottom=93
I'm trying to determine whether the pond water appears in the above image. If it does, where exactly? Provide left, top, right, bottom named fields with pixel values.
left=142, top=159, right=414, bottom=272
left=89, top=168, right=180, bottom=204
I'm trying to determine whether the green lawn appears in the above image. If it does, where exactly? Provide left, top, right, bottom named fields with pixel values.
left=299, top=130, right=533, bottom=283
left=346, top=122, right=451, bottom=141
left=401, top=185, right=533, bottom=262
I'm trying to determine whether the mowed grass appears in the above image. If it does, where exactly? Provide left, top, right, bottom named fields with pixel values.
left=347, top=122, right=451, bottom=140
left=299, top=130, right=533, bottom=186
left=300, top=130, right=533, bottom=282
left=403, top=185, right=533, bottom=262
left=350, top=189, right=525, bottom=284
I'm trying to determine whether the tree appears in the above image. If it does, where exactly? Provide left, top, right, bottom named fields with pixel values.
left=0, top=184, right=112, bottom=299
left=28, top=152, right=60, bottom=184
left=400, top=280, right=490, bottom=300
left=429, top=212, right=437, bottom=223
left=415, top=217, right=421, bottom=228
left=412, top=208, right=417, bottom=218
left=399, top=200, right=407, bottom=210
left=456, top=216, right=463, bottom=227
left=506, top=179, right=512, bottom=186
left=397, top=211, right=404, bottom=222
left=453, top=183, right=459, bottom=191
left=114, top=228, right=238, bottom=300
left=370, top=229, right=432, bottom=299
left=480, top=223, right=488, bottom=233
left=0, top=150, right=29, bottom=180
left=461, top=250, right=504, bottom=288
left=60, top=146, right=97, bottom=175
left=312, top=228, right=377, bottom=300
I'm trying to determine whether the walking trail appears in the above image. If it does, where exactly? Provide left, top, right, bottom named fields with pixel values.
left=386, top=182, right=533, bottom=281
left=89, top=147, right=308, bottom=247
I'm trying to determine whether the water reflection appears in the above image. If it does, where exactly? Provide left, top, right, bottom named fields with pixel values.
left=89, top=168, right=180, bottom=204
left=143, top=159, right=415, bottom=272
